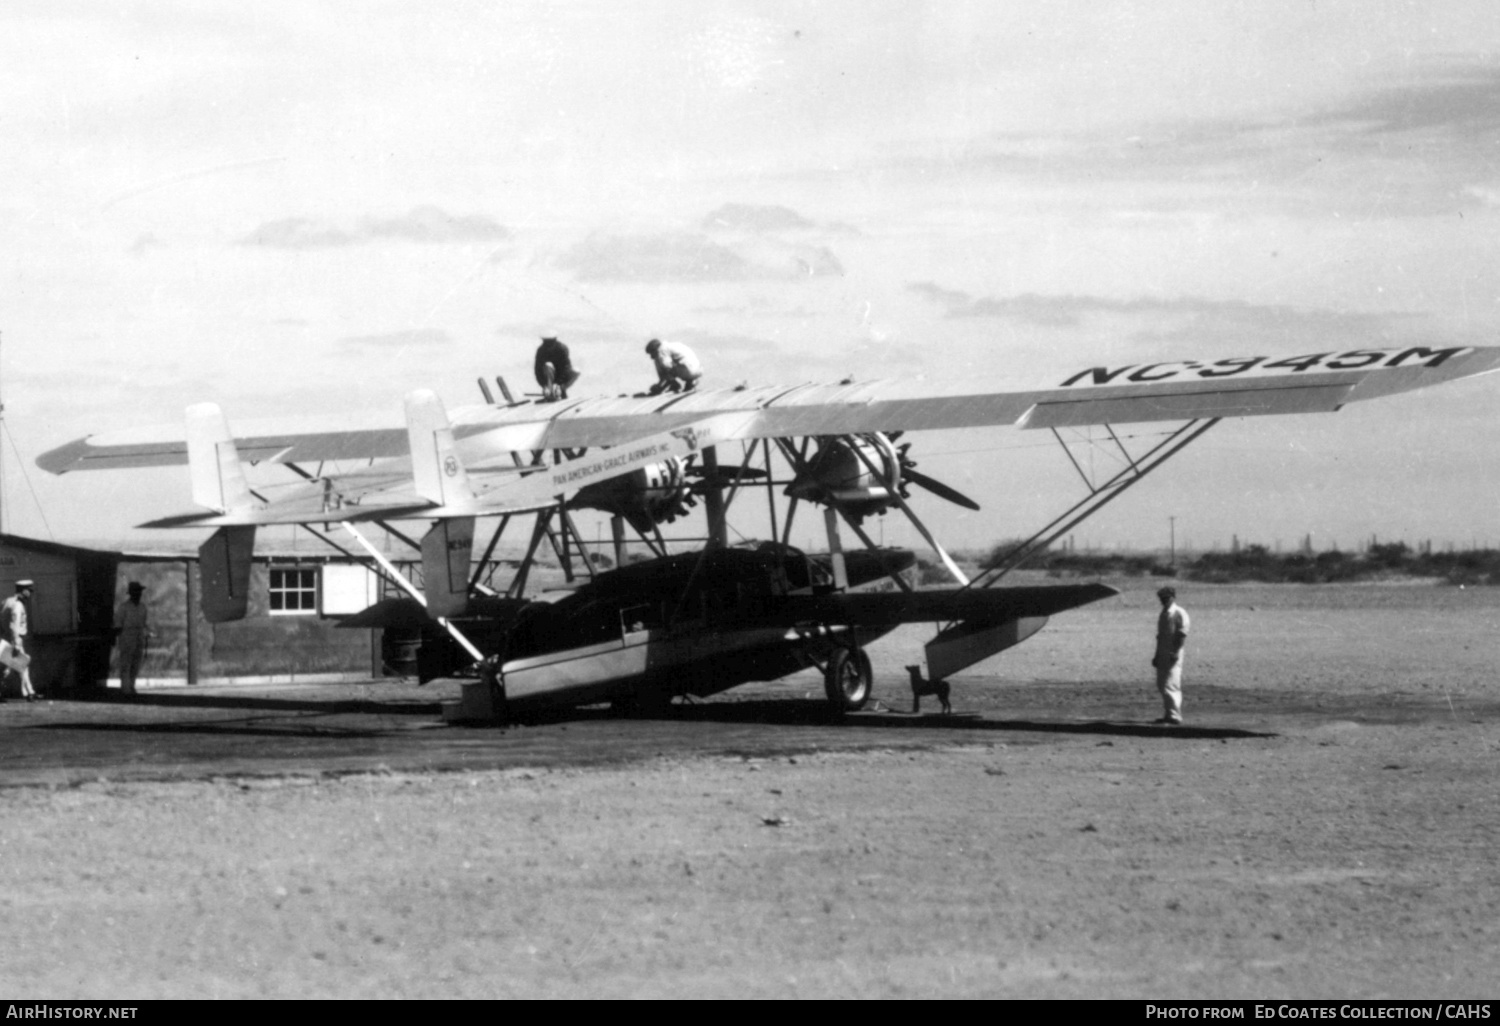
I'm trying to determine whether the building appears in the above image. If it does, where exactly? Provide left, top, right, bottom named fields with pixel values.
left=0, top=533, right=403, bottom=693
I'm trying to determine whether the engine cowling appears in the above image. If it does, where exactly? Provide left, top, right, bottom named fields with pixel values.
left=785, top=434, right=902, bottom=523
left=569, top=456, right=695, bottom=533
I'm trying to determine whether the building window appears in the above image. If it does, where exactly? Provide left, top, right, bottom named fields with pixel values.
left=269, top=567, right=319, bottom=615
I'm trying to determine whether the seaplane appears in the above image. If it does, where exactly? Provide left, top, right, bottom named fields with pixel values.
left=37, top=342, right=1500, bottom=721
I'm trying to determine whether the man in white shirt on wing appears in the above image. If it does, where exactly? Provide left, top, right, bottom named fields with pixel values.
left=645, top=338, right=702, bottom=395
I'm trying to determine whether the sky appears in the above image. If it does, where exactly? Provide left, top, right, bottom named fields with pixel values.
left=4, top=0, right=1500, bottom=557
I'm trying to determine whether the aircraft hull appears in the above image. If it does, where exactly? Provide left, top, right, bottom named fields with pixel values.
left=500, top=622, right=897, bottom=709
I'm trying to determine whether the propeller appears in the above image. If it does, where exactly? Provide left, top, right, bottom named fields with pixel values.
left=903, top=467, right=980, bottom=511
left=894, top=441, right=980, bottom=511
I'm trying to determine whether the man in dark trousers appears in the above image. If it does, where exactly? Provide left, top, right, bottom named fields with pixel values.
left=114, top=581, right=152, bottom=696
left=534, top=337, right=581, bottom=401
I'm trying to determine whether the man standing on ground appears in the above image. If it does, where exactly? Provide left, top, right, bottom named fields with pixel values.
left=644, top=338, right=702, bottom=394
left=1152, top=585, right=1190, bottom=725
left=114, top=581, right=151, bottom=696
left=1, top=580, right=38, bottom=701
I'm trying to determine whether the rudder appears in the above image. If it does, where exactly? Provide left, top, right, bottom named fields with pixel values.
left=186, top=403, right=254, bottom=514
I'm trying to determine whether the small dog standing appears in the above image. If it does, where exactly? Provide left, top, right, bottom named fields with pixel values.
left=905, top=665, right=951, bottom=714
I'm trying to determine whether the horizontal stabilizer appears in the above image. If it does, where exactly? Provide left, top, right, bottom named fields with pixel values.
left=336, top=596, right=434, bottom=630
left=198, top=525, right=256, bottom=623
left=421, top=516, right=475, bottom=618
left=127, top=411, right=763, bottom=528
left=335, top=594, right=535, bottom=630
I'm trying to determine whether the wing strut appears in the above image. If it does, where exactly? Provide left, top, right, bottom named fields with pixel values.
left=610, top=515, right=627, bottom=566
left=538, top=508, right=576, bottom=582
left=780, top=496, right=800, bottom=549
left=831, top=508, right=914, bottom=592
left=847, top=434, right=969, bottom=586
left=260, top=467, right=444, bottom=606
left=763, top=439, right=780, bottom=545
left=771, top=438, right=913, bottom=591
left=718, top=439, right=763, bottom=518
left=340, top=520, right=485, bottom=662
left=508, top=511, right=552, bottom=598
left=468, top=515, right=511, bottom=592
left=972, top=417, right=1221, bottom=589
left=557, top=507, right=597, bottom=580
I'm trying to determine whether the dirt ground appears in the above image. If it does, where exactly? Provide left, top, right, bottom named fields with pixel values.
left=1, top=581, right=1498, bottom=998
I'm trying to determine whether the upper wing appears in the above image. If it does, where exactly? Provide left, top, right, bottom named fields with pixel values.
left=37, top=344, right=1500, bottom=475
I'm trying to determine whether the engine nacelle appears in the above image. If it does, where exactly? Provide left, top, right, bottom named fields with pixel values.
left=785, top=434, right=902, bottom=522
left=569, top=456, right=695, bottom=533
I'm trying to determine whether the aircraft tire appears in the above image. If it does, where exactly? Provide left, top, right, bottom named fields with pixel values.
left=824, top=647, right=872, bottom=713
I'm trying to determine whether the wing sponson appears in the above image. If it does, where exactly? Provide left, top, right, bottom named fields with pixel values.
left=764, top=581, right=1119, bottom=627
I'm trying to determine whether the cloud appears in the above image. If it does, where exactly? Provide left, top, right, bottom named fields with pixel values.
left=240, top=206, right=510, bottom=248
left=128, top=234, right=165, bottom=255
left=702, top=203, right=816, bottom=232
left=336, top=328, right=452, bottom=353
left=559, top=233, right=749, bottom=282
left=906, top=283, right=1443, bottom=352
left=559, top=231, right=843, bottom=282
left=872, top=58, right=1500, bottom=219
left=361, top=206, right=512, bottom=243
left=910, top=288, right=1202, bottom=327
left=241, top=218, right=355, bottom=249
left=907, top=281, right=975, bottom=309
left=1464, top=185, right=1500, bottom=207
left=1305, top=62, right=1500, bottom=138
left=701, top=202, right=860, bottom=239
left=691, top=297, right=820, bottom=318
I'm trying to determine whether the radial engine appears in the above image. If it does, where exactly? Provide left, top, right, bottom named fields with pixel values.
left=568, top=456, right=695, bottom=533
left=785, top=433, right=979, bottom=524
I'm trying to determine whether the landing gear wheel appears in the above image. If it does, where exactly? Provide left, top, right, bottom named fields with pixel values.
left=824, top=647, right=873, bottom=713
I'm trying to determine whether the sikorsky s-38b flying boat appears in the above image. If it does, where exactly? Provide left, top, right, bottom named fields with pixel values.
left=38, top=343, right=1500, bottom=720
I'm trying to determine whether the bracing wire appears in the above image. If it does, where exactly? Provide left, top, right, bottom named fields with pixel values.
left=2, top=422, right=53, bottom=541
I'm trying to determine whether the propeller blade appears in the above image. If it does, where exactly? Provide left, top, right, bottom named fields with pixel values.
left=904, top=468, right=981, bottom=511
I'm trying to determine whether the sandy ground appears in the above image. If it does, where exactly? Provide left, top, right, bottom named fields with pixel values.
left=1, top=581, right=1498, bottom=998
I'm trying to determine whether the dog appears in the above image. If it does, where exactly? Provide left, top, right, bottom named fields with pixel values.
left=905, top=665, right=951, bottom=714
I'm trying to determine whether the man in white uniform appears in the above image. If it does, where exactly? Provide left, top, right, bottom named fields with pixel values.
left=114, top=581, right=152, bottom=696
left=1152, top=585, right=1190, bottom=725
left=645, top=338, right=702, bottom=394
left=1, top=580, right=37, bottom=701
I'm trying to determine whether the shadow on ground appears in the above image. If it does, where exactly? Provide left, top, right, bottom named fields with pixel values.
left=37, top=690, right=1275, bottom=743
left=63, top=690, right=444, bottom=717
